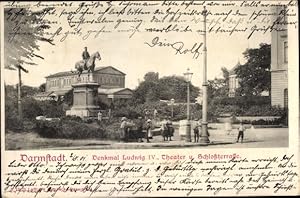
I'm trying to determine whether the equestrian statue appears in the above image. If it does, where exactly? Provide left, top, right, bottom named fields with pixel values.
left=75, top=47, right=101, bottom=78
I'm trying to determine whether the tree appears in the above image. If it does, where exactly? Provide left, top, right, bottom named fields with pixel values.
left=144, top=72, right=159, bottom=82
left=4, top=8, right=54, bottom=120
left=221, top=67, right=229, bottom=86
left=133, top=81, right=161, bottom=103
left=235, top=43, right=271, bottom=96
left=159, top=76, right=199, bottom=102
left=21, top=85, right=39, bottom=97
left=39, top=83, right=46, bottom=92
left=64, top=89, right=73, bottom=106
left=133, top=73, right=200, bottom=104
left=4, top=8, right=54, bottom=69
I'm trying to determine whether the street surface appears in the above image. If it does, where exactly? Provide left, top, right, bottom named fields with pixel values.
left=48, top=127, right=288, bottom=150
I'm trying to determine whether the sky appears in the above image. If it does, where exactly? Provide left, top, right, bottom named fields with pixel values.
left=2, top=1, right=274, bottom=90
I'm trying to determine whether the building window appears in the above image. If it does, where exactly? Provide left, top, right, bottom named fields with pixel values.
left=284, top=88, right=288, bottom=109
left=284, top=41, right=288, bottom=63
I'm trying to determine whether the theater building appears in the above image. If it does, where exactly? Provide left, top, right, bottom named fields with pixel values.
left=35, top=66, right=132, bottom=102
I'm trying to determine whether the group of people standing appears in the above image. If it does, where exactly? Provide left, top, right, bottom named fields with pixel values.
left=120, top=116, right=153, bottom=143
left=119, top=114, right=247, bottom=144
left=120, top=116, right=175, bottom=143
left=160, top=117, right=174, bottom=141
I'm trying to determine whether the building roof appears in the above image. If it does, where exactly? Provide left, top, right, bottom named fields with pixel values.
left=98, top=88, right=132, bottom=95
left=229, top=61, right=241, bottom=76
left=46, top=66, right=125, bottom=78
left=35, top=90, right=70, bottom=97
left=34, top=91, right=54, bottom=97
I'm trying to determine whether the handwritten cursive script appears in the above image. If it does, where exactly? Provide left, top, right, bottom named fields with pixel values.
left=145, top=36, right=202, bottom=59
left=2, top=152, right=298, bottom=197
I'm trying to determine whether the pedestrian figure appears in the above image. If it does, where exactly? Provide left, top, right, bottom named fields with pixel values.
left=160, top=118, right=168, bottom=141
left=145, top=119, right=152, bottom=143
left=166, top=117, right=173, bottom=141
left=126, top=119, right=136, bottom=141
left=136, top=117, right=144, bottom=142
left=120, top=117, right=127, bottom=142
left=236, top=121, right=245, bottom=143
left=193, top=120, right=201, bottom=143
left=144, top=108, right=150, bottom=120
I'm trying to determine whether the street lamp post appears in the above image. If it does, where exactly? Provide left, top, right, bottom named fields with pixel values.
left=184, top=68, right=193, bottom=142
left=200, top=6, right=210, bottom=144
left=170, top=98, right=175, bottom=118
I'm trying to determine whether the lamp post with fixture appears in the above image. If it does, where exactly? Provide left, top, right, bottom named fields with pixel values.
left=184, top=68, right=193, bottom=142
left=200, top=6, right=210, bottom=144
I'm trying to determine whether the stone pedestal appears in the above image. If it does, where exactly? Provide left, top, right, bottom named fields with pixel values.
left=179, top=120, right=189, bottom=140
left=66, top=82, right=100, bottom=118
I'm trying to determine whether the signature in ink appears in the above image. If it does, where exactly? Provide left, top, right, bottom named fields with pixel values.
left=145, top=36, right=202, bottom=59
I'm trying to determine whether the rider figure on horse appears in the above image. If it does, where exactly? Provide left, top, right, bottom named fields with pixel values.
left=75, top=48, right=101, bottom=77
left=82, top=47, right=90, bottom=70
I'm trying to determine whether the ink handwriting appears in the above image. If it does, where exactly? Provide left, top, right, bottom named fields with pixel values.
left=2, top=153, right=298, bottom=197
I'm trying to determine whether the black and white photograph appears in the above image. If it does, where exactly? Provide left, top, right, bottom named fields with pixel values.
left=3, top=1, right=294, bottom=150
left=1, top=1, right=299, bottom=197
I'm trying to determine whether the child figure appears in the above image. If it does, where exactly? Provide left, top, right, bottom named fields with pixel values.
left=236, top=121, right=245, bottom=143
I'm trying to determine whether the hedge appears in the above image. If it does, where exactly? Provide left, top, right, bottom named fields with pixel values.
left=36, top=119, right=105, bottom=139
left=211, top=96, right=270, bottom=107
left=35, top=116, right=123, bottom=140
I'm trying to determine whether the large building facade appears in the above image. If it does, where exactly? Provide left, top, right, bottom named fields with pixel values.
left=36, top=66, right=132, bottom=102
left=270, top=6, right=288, bottom=108
left=228, top=62, right=240, bottom=97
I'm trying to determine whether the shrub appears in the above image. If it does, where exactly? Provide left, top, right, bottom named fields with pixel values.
left=101, top=119, right=121, bottom=140
left=113, top=106, right=141, bottom=119
left=22, top=98, right=43, bottom=120
left=36, top=119, right=62, bottom=138
left=60, top=115, right=83, bottom=123
left=243, top=105, right=285, bottom=116
left=251, top=119, right=283, bottom=125
left=112, top=101, right=202, bottom=122
left=38, top=100, right=65, bottom=118
left=212, top=96, right=270, bottom=107
left=6, top=116, right=23, bottom=131
left=61, top=121, right=104, bottom=139
left=36, top=119, right=105, bottom=139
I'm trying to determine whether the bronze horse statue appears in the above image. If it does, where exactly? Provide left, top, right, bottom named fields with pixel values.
left=75, top=51, right=101, bottom=77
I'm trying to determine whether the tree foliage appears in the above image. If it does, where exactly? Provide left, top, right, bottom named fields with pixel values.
left=39, top=83, right=46, bottom=92
left=4, top=8, right=54, bottom=70
left=133, top=72, right=200, bottom=104
left=144, top=72, right=159, bottom=82
left=235, top=43, right=271, bottom=96
left=208, top=67, right=229, bottom=100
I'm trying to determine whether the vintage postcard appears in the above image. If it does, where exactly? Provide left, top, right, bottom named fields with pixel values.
left=1, top=0, right=299, bottom=197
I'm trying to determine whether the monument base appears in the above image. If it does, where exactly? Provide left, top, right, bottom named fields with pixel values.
left=66, top=81, right=101, bottom=118
left=66, top=107, right=100, bottom=118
